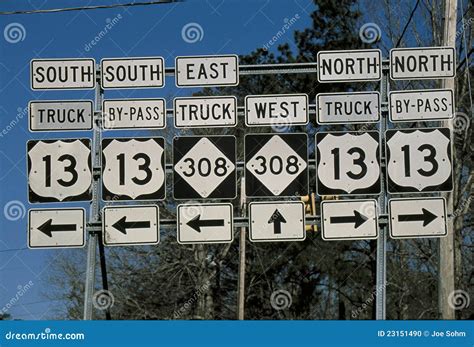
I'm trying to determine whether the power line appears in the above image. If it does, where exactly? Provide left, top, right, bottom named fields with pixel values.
left=395, top=0, right=422, bottom=48
left=0, top=247, right=28, bottom=253
left=0, top=0, right=181, bottom=16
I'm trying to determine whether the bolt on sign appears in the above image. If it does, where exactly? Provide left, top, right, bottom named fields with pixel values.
left=245, top=94, right=309, bottom=127
left=102, top=98, right=166, bottom=130
left=245, top=133, right=308, bottom=197
left=173, top=136, right=236, bottom=199
left=317, top=49, right=381, bottom=82
left=316, top=91, right=380, bottom=124
left=28, top=208, right=85, bottom=249
left=27, top=139, right=92, bottom=203
left=101, top=57, right=165, bottom=89
left=29, top=100, right=93, bottom=132
left=389, top=89, right=454, bottom=122
left=30, top=58, right=96, bottom=90
left=102, top=137, right=166, bottom=201
left=316, top=131, right=381, bottom=196
left=175, top=54, right=239, bottom=87
left=390, top=47, right=456, bottom=80
left=385, top=128, right=453, bottom=193
left=173, top=96, right=237, bottom=128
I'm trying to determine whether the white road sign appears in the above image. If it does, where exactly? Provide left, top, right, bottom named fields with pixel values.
left=29, top=100, right=93, bottom=132
left=102, top=205, right=159, bottom=246
left=173, top=136, right=236, bottom=199
left=245, top=133, right=308, bottom=197
left=175, top=55, right=239, bottom=87
left=390, top=47, right=455, bottom=80
left=389, top=197, right=447, bottom=239
left=28, top=208, right=85, bottom=249
left=316, top=91, right=380, bottom=124
left=245, top=94, right=308, bottom=127
left=249, top=201, right=305, bottom=242
left=386, top=128, right=453, bottom=193
left=102, top=98, right=166, bottom=130
left=174, top=96, right=237, bottom=128
left=177, top=203, right=233, bottom=244
left=317, top=49, right=381, bottom=82
left=101, top=57, right=165, bottom=89
left=27, top=139, right=92, bottom=203
left=321, top=200, right=378, bottom=241
left=102, top=137, right=165, bottom=201
left=316, top=131, right=381, bottom=196
left=389, top=89, right=454, bottom=122
left=30, top=58, right=95, bottom=90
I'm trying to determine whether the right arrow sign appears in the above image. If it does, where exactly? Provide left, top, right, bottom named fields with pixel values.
left=321, top=200, right=378, bottom=241
left=389, top=197, right=447, bottom=239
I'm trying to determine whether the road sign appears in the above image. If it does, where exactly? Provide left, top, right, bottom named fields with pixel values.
left=102, top=137, right=165, bottom=201
left=30, top=58, right=95, bottom=90
left=389, top=89, right=454, bottom=122
left=177, top=203, right=233, bottom=244
left=102, top=98, right=166, bottom=130
left=321, top=200, right=378, bottom=241
left=316, top=131, right=381, bottom=196
left=249, top=201, right=305, bottom=242
left=175, top=54, right=239, bottom=87
left=245, top=94, right=309, bottom=127
left=102, top=205, right=159, bottom=246
left=390, top=47, right=455, bottom=80
left=317, top=49, right=381, bottom=82
left=174, top=96, right=237, bottom=128
left=316, top=91, right=380, bottom=124
left=389, top=197, right=447, bottom=239
left=28, top=208, right=85, bottom=248
left=386, top=128, right=453, bottom=193
left=27, top=139, right=92, bottom=203
left=245, top=133, right=308, bottom=197
left=29, top=100, right=93, bottom=132
left=101, top=57, right=165, bottom=89
left=173, top=136, right=236, bottom=199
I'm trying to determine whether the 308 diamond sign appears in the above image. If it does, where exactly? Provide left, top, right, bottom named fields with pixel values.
left=245, top=133, right=308, bottom=197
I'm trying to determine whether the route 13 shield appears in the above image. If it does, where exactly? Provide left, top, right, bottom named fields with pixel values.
left=102, top=137, right=165, bottom=201
left=316, top=131, right=381, bottom=196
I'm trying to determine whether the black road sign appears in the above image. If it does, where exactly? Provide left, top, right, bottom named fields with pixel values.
left=173, top=136, right=236, bottom=199
left=245, top=133, right=308, bottom=197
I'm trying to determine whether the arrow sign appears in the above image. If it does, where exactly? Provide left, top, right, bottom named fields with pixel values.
left=397, top=208, right=437, bottom=227
left=268, top=209, right=287, bottom=234
left=38, top=219, right=76, bottom=238
left=330, top=210, right=368, bottom=229
left=187, top=215, right=225, bottom=233
left=112, top=216, right=151, bottom=235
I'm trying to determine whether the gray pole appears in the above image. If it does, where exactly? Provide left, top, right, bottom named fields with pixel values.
left=237, top=177, right=247, bottom=320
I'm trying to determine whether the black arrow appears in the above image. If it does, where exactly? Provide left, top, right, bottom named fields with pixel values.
left=330, top=210, right=368, bottom=229
left=398, top=208, right=437, bottom=227
left=187, top=215, right=224, bottom=233
left=38, top=219, right=76, bottom=238
left=112, top=216, right=150, bottom=235
left=268, top=209, right=287, bottom=234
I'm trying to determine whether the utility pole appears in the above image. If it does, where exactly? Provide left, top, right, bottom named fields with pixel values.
left=439, top=0, right=457, bottom=320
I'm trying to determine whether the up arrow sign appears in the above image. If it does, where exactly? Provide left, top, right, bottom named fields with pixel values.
left=268, top=209, right=287, bottom=234
left=397, top=208, right=437, bottom=227
left=38, top=219, right=76, bottom=238
left=330, top=210, right=368, bottom=229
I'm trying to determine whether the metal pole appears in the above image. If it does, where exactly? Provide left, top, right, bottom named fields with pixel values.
left=237, top=177, right=247, bottom=320
left=83, top=67, right=103, bottom=320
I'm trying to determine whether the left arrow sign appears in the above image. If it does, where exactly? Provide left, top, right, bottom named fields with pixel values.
left=187, top=215, right=225, bottom=233
left=38, top=219, right=76, bottom=237
left=112, top=216, right=151, bottom=235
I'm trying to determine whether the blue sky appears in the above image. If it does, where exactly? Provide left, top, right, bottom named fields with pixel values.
left=0, top=0, right=314, bottom=320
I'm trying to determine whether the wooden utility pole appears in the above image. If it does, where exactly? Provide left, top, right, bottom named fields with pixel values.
left=237, top=177, right=247, bottom=320
left=439, top=0, right=457, bottom=320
